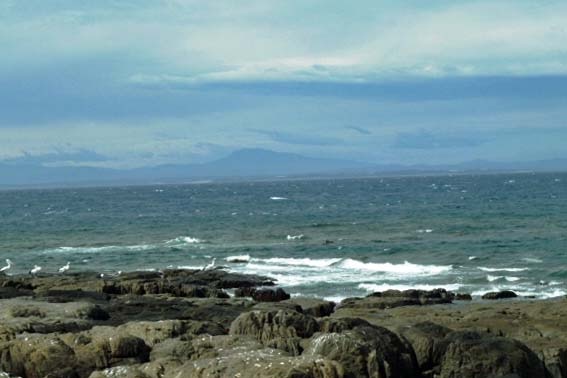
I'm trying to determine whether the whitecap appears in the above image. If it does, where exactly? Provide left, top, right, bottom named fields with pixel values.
left=521, top=257, right=543, bottom=264
left=44, top=244, right=154, bottom=254
left=270, top=196, right=288, bottom=200
left=416, top=229, right=434, bottom=233
left=486, top=275, right=502, bottom=282
left=472, top=287, right=565, bottom=299
left=324, top=295, right=348, bottom=303
left=338, top=259, right=452, bottom=276
left=225, top=254, right=250, bottom=263
left=177, top=265, right=205, bottom=270
left=165, top=236, right=202, bottom=245
left=252, top=257, right=342, bottom=268
left=478, top=267, right=529, bottom=272
left=468, top=256, right=478, bottom=261
left=358, top=283, right=462, bottom=292
left=286, top=234, right=304, bottom=241
left=505, top=276, right=521, bottom=282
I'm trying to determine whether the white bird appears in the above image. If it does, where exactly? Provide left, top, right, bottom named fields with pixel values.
left=203, top=258, right=216, bottom=271
left=29, top=265, right=42, bottom=275
left=0, top=259, right=12, bottom=272
left=58, top=262, right=70, bottom=273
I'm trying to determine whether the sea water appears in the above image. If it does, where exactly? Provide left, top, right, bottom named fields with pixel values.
left=1, top=172, right=566, bottom=301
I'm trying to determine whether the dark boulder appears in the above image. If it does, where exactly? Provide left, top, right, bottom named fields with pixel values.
left=438, top=331, right=545, bottom=378
left=305, top=324, right=418, bottom=378
left=397, top=321, right=452, bottom=375
left=229, top=309, right=318, bottom=355
left=482, top=290, right=518, bottom=300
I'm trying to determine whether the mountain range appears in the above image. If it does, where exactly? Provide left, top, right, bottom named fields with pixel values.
left=0, top=148, right=566, bottom=188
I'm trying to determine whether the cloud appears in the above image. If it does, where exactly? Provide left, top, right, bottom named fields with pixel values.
left=345, top=126, right=372, bottom=135
left=250, top=129, right=343, bottom=146
left=394, top=129, right=488, bottom=149
left=2, top=1, right=567, bottom=85
left=2, top=148, right=110, bottom=166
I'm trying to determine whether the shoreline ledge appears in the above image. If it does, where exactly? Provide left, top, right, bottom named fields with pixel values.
left=1, top=269, right=566, bottom=377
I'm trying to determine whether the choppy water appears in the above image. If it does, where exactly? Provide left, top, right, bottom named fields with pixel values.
left=1, top=172, right=566, bottom=301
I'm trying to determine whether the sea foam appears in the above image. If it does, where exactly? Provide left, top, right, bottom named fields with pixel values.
left=358, top=283, right=462, bottom=292
left=478, top=267, right=529, bottom=272
left=338, top=259, right=452, bottom=276
left=225, top=254, right=251, bottom=263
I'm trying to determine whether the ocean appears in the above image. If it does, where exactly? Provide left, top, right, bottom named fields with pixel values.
left=1, top=172, right=566, bottom=301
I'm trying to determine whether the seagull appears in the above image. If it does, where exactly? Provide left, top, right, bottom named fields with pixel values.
left=0, top=259, right=12, bottom=272
left=29, top=265, right=42, bottom=275
left=58, top=262, right=70, bottom=273
left=203, top=258, right=216, bottom=271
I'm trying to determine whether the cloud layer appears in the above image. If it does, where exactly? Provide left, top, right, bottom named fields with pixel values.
left=1, top=1, right=566, bottom=169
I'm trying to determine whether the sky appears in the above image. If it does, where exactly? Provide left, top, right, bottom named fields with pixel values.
left=1, top=0, right=567, bottom=169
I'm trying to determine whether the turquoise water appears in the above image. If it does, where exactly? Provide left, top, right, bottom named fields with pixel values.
left=1, top=172, right=566, bottom=300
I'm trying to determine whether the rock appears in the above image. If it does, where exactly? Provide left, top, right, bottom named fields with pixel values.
left=8, top=305, right=46, bottom=318
left=229, top=309, right=318, bottom=355
left=117, top=319, right=225, bottom=347
left=482, top=290, right=518, bottom=300
left=285, top=298, right=336, bottom=317
left=455, top=293, right=473, bottom=301
left=234, top=286, right=256, bottom=297
left=540, top=347, right=567, bottom=378
left=0, top=334, right=80, bottom=378
left=75, top=304, right=110, bottom=321
left=317, top=317, right=374, bottom=333
left=438, top=331, right=545, bottom=378
left=149, top=338, right=195, bottom=361
left=60, top=327, right=151, bottom=372
left=175, top=337, right=343, bottom=378
left=339, top=288, right=453, bottom=310
left=252, top=288, right=291, bottom=302
left=397, top=321, right=452, bottom=374
left=305, top=324, right=418, bottom=378
left=235, top=287, right=291, bottom=302
left=0, top=287, right=33, bottom=299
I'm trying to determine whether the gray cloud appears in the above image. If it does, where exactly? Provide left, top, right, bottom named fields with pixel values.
left=345, top=125, right=372, bottom=135
left=250, top=129, right=343, bottom=146
left=3, top=148, right=110, bottom=166
left=394, top=129, right=488, bottom=149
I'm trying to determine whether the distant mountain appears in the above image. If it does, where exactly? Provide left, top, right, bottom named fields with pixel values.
left=0, top=149, right=370, bottom=187
left=0, top=149, right=566, bottom=188
left=148, top=148, right=370, bottom=178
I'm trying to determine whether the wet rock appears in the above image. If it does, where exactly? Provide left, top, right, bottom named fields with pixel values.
left=76, top=304, right=110, bottom=321
left=540, top=347, right=567, bottom=378
left=253, top=288, right=291, bottom=302
left=177, top=338, right=343, bottom=378
left=397, top=321, right=452, bottom=374
left=236, top=287, right=292, bottom=302
left=285, top=298, right=336, bottom=317
left=305, top=324, right=418, bottom=378
left=0, top=334, right=80, bottom=378
left=61, top=327, right=151, bottom=372
left=229, top=309, right=318, bottom=355
left=117, top=319, right=225, bottom=347
left=0, top=287, right=33, bottom=299
left=317, top=317, right=374, bottom=333
left=438, top=331, right=545, bottom=378
left=339, top=288, right=453, bottom=310
left=482, top=290, right=518, bottom=300
left=455, top=293, right=473, bottom=301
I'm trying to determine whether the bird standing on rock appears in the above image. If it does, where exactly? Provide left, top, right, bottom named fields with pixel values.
left=0, top=259, right=12, bottom=272
left=29, top=265, right=42, bottom=275
left=203, top=258, right=216, bottom=271
left=58, top=261, right=70, bottom=273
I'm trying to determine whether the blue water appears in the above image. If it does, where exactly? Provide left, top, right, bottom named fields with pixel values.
left=1, top=172, right=566, bottom=300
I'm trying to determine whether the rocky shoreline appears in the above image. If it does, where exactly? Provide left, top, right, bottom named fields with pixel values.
left=1, top=269, right=566, bottom=378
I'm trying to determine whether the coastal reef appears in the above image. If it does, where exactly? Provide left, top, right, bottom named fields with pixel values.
left=1, top=269, right=567, bottom=378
